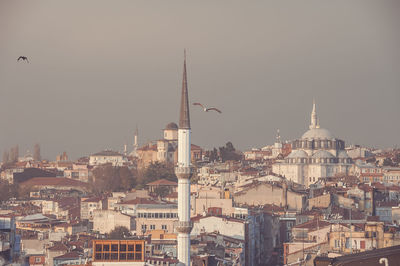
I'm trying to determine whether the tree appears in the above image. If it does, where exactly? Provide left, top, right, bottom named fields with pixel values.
left=108, top=226, right=130, bottom=238
left=383, top=158, right=394, bottom=167
left=154, top=186, right=170, bottom=198
left=2, top=150, right=9, bottom=164
left=9, top=145, right=19, bottom=163
left=0, top=180, right=18, bottom=202
left=33, top=143, right=41, bottom=161
left=219, top=142, right=242, bottom=162
left=209, top=148, right=219, bottom=162
left=91, top=165, right=137, bottom=193
left=139, top=162, right=177, bottom=186
left=393, top=153, right=400, bottom=165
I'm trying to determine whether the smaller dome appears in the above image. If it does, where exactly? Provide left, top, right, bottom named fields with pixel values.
left=287, top=150, right=309, bottom=159
left=165, top=122, right=178, bottom=130
left=302, top=128, right=334, bottom=140
left=338, top=150, right=350, bottom=158
left=312, top=150, right=335, bottom=159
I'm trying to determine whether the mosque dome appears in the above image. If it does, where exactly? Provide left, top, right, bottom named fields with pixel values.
left=302, top=128, right=334, bottom=140
left=312, top=150, right=335, bottom=159
left=287, top=150, right=309, bottom=159
left=165, top=122, right=178, bottom=130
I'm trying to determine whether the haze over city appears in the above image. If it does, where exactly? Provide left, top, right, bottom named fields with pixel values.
left=1, top=0, right=399, bottom=160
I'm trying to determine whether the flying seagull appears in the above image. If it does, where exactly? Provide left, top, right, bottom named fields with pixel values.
left=17, top=56, right=29, bottom=63
left=193, top=102, right=222, bottom=113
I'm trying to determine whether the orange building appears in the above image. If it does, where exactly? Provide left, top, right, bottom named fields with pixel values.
left=92, top=239, right=145, bottom=265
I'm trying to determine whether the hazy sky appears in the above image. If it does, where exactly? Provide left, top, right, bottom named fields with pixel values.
left=1, top=1, right=399, bottom=160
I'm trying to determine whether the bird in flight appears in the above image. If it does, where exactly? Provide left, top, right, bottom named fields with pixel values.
left=193, top=102, right=222, bottom=113
left=17, top=56, right=29, bottom=63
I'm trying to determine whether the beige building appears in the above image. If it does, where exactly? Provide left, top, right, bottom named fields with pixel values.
left=328, top=221, right=400, bottom=254
left=81, top=196, right=105, bottom=221
left=63, top=163, right=92, bottom=183
left=234, top=182, right=306, bottom=211
left=308, top=193, right=331, bottom=210
left=135, top=203, right=178, bottom=235
left=93, top=210, right=135, bottom=234
left=191, top=186, right=234, bottom=216
left=191, top=216, right=246, bottom=241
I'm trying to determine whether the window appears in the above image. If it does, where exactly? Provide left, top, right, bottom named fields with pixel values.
left=94, top=241, right=144, bottom=262
left=150, top=225, right=155, bottom=230
left=162, top=225, right=167, bottom=230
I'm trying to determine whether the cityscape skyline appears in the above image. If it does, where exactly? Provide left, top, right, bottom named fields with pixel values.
left=1, top=0, right=399, bottom=160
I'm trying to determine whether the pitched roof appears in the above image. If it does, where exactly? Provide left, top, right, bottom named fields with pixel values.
left=147, top=179, right=178, bottom=186
left=82, top=196, right=103, bottom=203
left=293, top=219, right=330, bottom=230
left=119, top=197, right=158, bottom=205
left=53, top=251, right=83, bottom=260
left=48, top=242, right=69, bottom=252
left=21, top=177, right=88, bottom=188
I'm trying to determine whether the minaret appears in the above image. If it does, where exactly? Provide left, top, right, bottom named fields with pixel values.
left=310, top=99, right=320, bottom=129
left=130, top=126, right=139, bottom=157
left=175, top=50, right=192, bottom=265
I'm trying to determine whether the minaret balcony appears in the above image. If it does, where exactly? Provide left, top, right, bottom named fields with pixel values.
left=175, top=221, right=193, bottom=234
left=175, top=166, right=192, bottom=179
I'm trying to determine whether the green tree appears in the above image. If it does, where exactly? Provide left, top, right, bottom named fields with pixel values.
left=2, top=150, right=9, bottom=164
left=33, top=143, right=41, bottom=161
left=108, top=226, right=130, bottom=238
left=383, top=158, right=394, bottom=167
left=139, top=162, right=177, bottom=186
left=154, top=186, right=170, bottom=198
left=91, top=165, right=136, bottom=193
left=0, top=180, right=19, bottom=202
left=219, top=142, right=242, bottom=162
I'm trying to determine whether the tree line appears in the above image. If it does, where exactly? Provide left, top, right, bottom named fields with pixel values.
left=2, top=143, right=41, bottom=165
left=89, top=161, right=177, bottom=194
left=208, top=141, right=242, bottom=162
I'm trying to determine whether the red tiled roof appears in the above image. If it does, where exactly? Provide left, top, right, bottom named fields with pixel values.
left=82, top=196, right=102, bottom=203
left=293, top=219, right=330, bottom=230
left=54, top=251, right=83, bottom=260
left=165, top=192, right=178, bottom=199
left=48, top=242, right=68, bottom=252
left=21, top=177, right=88, bottom=188
left=147, top=179, right=178, bottom=186
left=119, top=197, right=158, bottom=205
left=191, top=144, right=202, bottom=150
left=138, top=144, right=157, bottom=151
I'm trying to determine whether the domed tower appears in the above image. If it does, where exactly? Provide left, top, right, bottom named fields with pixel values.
left=164, top=122, right=178, bottom=141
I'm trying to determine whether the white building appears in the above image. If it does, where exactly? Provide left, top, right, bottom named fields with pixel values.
left=272, top=101, right=352, bottom=187
left=89, top=150, right=127, bottom=166
left=92, top=210, right=135, bottom=234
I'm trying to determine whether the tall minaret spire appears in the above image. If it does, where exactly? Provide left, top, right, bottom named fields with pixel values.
left=310, top=98, right=319, bottom=129
left=175, top=50, right=192, bottom=266
left=179, top=49, right=190, bottom=129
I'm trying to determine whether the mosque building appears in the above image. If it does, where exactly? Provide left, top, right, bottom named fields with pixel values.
left=272, top=101, right=352, bottom=187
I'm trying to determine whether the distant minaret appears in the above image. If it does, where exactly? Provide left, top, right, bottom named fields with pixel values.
left=175, top=50, right=192, bottom=266
left=310, top=99, right=320, bottom=129
left=130, top=126, right=139, bottom=157
left=276, top=129, right=281, bottom=143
